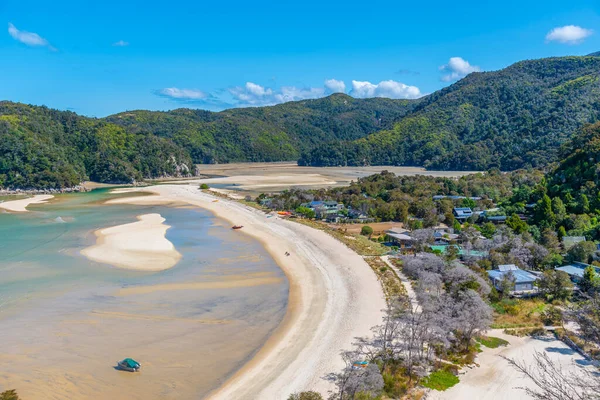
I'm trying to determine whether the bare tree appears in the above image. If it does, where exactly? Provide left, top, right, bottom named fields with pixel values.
left=327, top=351, right=384, bottom=400
left=506, top=351, right=600, bottom=400
left=442, top=289, right=492, bottom=351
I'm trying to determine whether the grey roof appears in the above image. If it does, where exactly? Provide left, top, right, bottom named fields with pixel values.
left=562, top=236, right=586, bottom=248
left=498, top=264, right=519, bottom=271
left=488, top=269, right=538, bottom=284
left=556, top=262, right=600, bottom=278
left=453, top=207, right=473, bottom=218
left=387, top=232, right=413, bottom=241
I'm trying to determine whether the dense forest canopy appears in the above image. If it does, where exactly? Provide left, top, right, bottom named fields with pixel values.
left=300, top=55, right=600, bottom=170
left=2, top=53, right=600, bottom=189
left=0, top=103, right=193, bottom=189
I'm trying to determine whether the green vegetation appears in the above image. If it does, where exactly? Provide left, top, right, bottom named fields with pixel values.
left=0, top=102, right=194, bottom=189
left=300, top=55, right=600, bottom=170
left=0, top=390, right=20, bottom=400
left=199, top=183, right=210, bottom=189
left=287, top=392, right=324, bottom=400
left=476, top=336, right=509, bottom=348
left=361, top=225, right=374, bottom=236
left=420, top=370, right=460, bottom=391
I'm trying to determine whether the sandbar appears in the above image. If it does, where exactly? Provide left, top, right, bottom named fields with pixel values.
left=81, top=213, right=182, bottom=271
left=0, top=194, right=54, bottom=212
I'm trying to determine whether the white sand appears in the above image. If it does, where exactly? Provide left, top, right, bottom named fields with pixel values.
left=81, top=213, right=182, bottom=271
left=106, top=185, right=386, bottom=399
left=429, top=329, right=595, bottom=400
left=0, top=195, right=54, bottom=212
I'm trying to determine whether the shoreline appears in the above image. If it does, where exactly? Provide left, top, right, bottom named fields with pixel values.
left=106, top=184, right=386, bottom=398
left=0, top=194, right=55, bottom=212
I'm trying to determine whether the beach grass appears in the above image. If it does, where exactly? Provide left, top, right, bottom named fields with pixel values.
left=421, top=370, right=459, bottom=391
left=477, top=336, right=509, bottom=348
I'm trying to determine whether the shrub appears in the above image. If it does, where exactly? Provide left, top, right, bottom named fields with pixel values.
left=361, top=225, right=374, bottom=236
left=200, top=183, right=210, bottom=189
left=0, top=390, right=20, bottom=400
left=287, top=391, right=323, bottom=400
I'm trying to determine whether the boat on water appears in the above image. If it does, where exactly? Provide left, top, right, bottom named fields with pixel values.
left=232, top=225, right=243, bottom=230
left=117, top=358, right=141, bottom=372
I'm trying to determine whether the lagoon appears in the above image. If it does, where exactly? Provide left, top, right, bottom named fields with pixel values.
left=0, top=189, right=288, bottom=399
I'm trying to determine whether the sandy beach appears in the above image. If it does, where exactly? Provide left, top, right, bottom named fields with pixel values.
left=81, top=213, right=182, bottom=271
left=107, top=184, right=386, bottom=398
left=0, top=194, right=54, bottom=212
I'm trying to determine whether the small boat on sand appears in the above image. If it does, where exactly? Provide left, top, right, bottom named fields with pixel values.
left=117, top=358, right=141, bottom=372
left=232, top=225, right=244, bottom=230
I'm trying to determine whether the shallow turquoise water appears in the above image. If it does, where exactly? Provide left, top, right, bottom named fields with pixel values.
left=0, top=189, right=288, bottom=399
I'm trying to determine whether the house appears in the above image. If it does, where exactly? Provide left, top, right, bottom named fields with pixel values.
left=431, top=223, right=452, bottom=233
left=453, top=207, right=473, bottom=221
left=433, top=230, right=459, bottom=245
left=386, top=231, right=414, bottom=252
left=429, top=245, right=487, bottom=259
left=555, top=262, right=600, bottom=283
left=480, top=209, right=507, bottom=224
left=562, top=236, right=586, bottom=250
left=488, top=265, right=538, bottom=293
left=301, top=200, right=344, bottom=219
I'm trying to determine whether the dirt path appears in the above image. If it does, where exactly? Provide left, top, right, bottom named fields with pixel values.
left=381, top=255, right=420, bottom=312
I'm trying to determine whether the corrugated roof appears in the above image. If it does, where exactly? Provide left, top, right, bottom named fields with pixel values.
left=498, top=264, right=519, bottom=271
left=388, top=232, right=413, bottom=241
left=488, top=269, right=537, bottom=283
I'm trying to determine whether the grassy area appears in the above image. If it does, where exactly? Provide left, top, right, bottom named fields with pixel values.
left=477, top=336, right=509, bottom=348
left=490, top=298, right=546, bottom=329
left=365, top=257, right=407, bottom=300
left=421, top=370, right=460, bottom=391
left=295, top=219, right=388, bottom=256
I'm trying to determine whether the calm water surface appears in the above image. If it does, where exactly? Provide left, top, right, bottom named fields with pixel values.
left=0, top=189, right=288, bottom=399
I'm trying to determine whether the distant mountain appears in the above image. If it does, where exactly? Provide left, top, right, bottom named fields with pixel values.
left=300, top=55, right=600, bottom=170
left=105, top=94, right=417, bottom=164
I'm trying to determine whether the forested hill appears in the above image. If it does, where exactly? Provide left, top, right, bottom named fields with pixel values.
left=300, top=55, right=600, bottom=170
left=105, top=95, right=417, bottom=163
left=0, top=102, right=194, bottom=189
left=0, top=95, right=416, bottom=189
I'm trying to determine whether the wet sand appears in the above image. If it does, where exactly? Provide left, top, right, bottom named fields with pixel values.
left=107, top=184, right=386, bottom=399
left=81, top=213, right=182, bottom=271
left=0, top=194, right=54, bottom=212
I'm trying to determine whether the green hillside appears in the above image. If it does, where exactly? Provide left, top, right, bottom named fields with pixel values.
left=300, top=55, right=600, bottom=170
left=105, top=94, right=417, bottom=163
left=0, top=102, right=194, bottom=189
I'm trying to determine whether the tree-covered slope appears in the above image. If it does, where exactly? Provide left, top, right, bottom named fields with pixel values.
left=0, top=102, right=194, bottom=189
left=300, top=55, right=600, bottom=170
left=105, top=94, right=417, bottom=163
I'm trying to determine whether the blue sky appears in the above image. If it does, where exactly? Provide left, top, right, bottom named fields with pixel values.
left=2, top=0, right=600, bottom=116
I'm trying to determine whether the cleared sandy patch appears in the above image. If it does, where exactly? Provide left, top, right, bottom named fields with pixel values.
left=429, top=330, right=596, bottom=400
left=0, top=194, right=54, bottom=212
left=81, top=213, right=182, bottom=271
left=106, top=184, right=386, bottom=399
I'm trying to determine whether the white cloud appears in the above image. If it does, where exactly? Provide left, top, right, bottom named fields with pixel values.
left=350, top=80, right=422, bottom=99
left=439, top=57, right=480, bottom=82
left=113, top=40, right=129, bottom=47
left=8, top=23, right=55, bottom=50
left=158, top=87, right=207, bottom=100
left=324, top=79, right=346, bottom=94
left=546, top=25, right=593, bottom=44
left=229, top=82, right=325, bottom=106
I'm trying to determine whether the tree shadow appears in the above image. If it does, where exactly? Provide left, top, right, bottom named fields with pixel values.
left=545, top=346, right=576, bottom=355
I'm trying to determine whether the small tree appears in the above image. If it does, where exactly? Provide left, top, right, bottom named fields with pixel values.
left=296, top=206, right=316, bottom=219
left=566, top=241, right=597, bottom=264
left=498, top=270, right=516, bottom=298
left=361, top=226, right=373, bottom=237
left=200, top=183, right=210, bottom=189
left=580, top=266, right=600, bottom=295
left=537, top=270, right=573, bottom=301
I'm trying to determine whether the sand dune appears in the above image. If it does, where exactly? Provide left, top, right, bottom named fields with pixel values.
left=0, top=194, right=54, bottom=212
left=81, top=213, right=182, bottom=271
left=107, top=185, right=386, bottom=399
